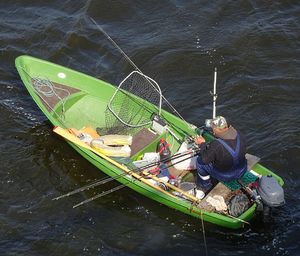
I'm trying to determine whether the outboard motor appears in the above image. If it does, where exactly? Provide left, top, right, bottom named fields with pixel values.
left=254, top=174, right=285, bottom=218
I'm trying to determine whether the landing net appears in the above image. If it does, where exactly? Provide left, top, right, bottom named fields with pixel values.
left=104, top=71, right=162, bottom=135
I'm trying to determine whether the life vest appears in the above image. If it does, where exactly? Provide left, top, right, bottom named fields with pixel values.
left=210, top=133, right=247, bottom=181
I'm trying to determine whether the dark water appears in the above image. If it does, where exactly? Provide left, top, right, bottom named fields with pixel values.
left=1, top=1, right=299, bottom=255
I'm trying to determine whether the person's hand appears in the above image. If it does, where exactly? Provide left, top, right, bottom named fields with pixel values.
left=194, top=135, right=205, bottom=145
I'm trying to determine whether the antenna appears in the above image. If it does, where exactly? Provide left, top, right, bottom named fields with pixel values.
left=212, top=67, right=217, bottom=119
left=205, top=68, right=218, bottom=128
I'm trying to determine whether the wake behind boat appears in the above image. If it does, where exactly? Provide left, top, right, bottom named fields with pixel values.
left=15, top=53, right=285, bottom=229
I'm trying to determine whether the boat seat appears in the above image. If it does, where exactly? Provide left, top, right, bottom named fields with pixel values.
left=222, top=171, right=258, bottom=191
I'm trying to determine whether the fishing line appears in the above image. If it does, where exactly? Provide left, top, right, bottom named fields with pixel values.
left=90, top=17, right=139, bottom=72
left=73, top=184, right=127, bottom=208
left=200, top=211, right=209, bottom=256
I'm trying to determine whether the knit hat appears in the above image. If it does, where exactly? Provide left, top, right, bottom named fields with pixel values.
left=211, top=116, right=228, bottom=129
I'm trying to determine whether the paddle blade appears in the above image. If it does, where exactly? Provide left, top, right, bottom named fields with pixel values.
left=53, top=126, right=91, bottom=150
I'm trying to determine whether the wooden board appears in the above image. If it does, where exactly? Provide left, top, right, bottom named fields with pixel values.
left=130, top=128, right=158, bottom=156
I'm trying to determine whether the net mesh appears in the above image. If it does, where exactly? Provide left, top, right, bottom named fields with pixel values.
left=103, top=71, right=162, bottom=135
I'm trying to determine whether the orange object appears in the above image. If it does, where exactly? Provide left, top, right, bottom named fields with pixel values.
left=80, top=126, right=100, bottom=139
left=68, top=128, right=81, bottom=137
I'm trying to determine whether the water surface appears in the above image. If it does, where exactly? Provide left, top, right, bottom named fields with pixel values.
left=1, top=1, right=299, bottom=255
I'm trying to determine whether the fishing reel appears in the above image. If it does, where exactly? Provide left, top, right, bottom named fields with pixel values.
left=182, top=125, right=210, bottom=153
left=184, top=135, right=195, bottom=144
left=195, top=125, right=212, bottom=136
left=205, top=119, right=213, bottom=128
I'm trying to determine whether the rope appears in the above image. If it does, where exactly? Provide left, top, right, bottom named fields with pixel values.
left=32, top=76, right=70, bottom=114
left=17, top=65, right=70, bottom=126
left=201, top=211, right=209, bottom=256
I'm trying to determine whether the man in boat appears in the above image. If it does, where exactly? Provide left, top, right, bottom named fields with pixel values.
left=194, top=116, right=247, bottom=193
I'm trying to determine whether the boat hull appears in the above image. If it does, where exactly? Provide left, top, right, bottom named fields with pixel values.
left=15, top=55, right=284, bottom=229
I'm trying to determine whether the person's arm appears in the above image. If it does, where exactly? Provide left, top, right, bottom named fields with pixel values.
left=195, top=135, right=217, bottom=164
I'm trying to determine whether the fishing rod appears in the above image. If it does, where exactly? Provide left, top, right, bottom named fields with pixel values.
left=89, top=17, right=190, bottom=126
left=71, top=151, right=202, bottom=208
left=90, top=17, right=216, bottom=140
left=53, top=147, right=200, bottom=201
left=54, top=149, right=197, bottom=200
left=73, top=184, right=126, bottom=208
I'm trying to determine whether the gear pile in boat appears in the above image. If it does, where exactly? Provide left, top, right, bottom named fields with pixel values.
left=38, top=69, right=284, bottom=219
left=67, top=121, right=284, bottom=218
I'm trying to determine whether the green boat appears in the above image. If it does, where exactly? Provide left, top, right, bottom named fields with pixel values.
left=15, top=55, right=285, bottom=229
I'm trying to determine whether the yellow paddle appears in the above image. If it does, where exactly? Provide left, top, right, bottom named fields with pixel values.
left=53, top=127, right=180, bottom=198
left=53, top=126, right=200, bottom=203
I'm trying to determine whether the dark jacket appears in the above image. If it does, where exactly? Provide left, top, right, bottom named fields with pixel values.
left=199, top=126, right=247, bottom=172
